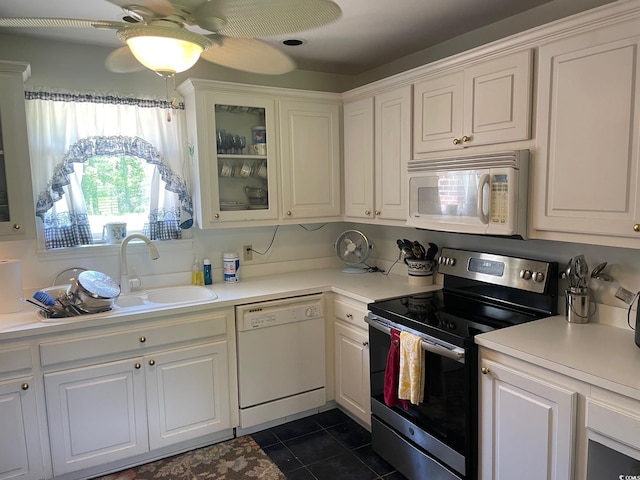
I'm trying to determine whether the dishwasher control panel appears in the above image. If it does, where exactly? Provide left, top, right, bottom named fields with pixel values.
left=236, top=294, right=324, bottom=331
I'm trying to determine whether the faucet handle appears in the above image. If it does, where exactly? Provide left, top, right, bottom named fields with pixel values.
left=129, top=267, right=142, bottom=291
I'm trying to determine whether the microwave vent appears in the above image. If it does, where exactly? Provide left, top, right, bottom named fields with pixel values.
left=408, top=150, right=528, bottom=173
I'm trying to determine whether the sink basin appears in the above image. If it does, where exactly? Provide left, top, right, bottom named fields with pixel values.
left=146, top=286, right=216, bottom=304
left=116, top=286, right=217, bottom=309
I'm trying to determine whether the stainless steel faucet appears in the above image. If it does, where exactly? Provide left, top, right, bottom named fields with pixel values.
left=120, top=234, right=160, bottom=294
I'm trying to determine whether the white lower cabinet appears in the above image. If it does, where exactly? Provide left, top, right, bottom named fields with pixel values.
left=333, top=296, right=370, bottom=427
left=479, top=357, right=578, bottom=480
left=41, top=310, right=236, bottom=477
left=0, top=376, right=44, bottom=480
left=45, top=357, right=148, bottom=475
left=146, top=342, right=230, bottom=450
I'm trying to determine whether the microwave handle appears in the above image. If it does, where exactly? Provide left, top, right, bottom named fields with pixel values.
left=477, top=174, right=490, bottom=224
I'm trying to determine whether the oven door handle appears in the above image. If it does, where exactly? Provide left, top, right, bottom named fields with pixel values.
left=365, top=317, right=465, bottom=363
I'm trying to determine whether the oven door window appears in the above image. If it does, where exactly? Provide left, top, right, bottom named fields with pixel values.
left=411, top=170, right=489, bottom=222
left=369, top=326, right=469, bottom=454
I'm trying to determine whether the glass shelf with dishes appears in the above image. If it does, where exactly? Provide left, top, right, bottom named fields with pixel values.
left=213, top=103, right=272, bottom=214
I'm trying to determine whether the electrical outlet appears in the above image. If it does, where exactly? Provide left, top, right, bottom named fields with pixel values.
left=244, top=245, right=253, bottom=261
left=615, top=287, right=637, bottom=305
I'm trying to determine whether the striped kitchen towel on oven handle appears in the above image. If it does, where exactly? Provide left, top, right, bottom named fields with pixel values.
left=398, top=330, right=425, bottom=405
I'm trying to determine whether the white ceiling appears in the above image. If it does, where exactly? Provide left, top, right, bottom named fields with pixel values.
left=0, top=0, right=558, bottom=75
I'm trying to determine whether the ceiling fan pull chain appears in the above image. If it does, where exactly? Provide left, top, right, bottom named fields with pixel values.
left=165, top=76, right=171, bottom=122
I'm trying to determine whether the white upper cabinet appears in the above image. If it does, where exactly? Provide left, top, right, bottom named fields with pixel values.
left=344, top=97, right=374, bottom=219
left=178, top=79, right=341, bottom=228
left=279, top=99, right=341, bottom=220
left=413, top=49, right=532, bottom=154
left=344, top=85, right=411, bottom=224
left=0, top=61, right=35, bottom=240
left=531, top=18, right=640, bottom=243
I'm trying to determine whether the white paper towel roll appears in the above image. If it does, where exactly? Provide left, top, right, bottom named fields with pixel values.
left=0, top=259, right=24, bottom=314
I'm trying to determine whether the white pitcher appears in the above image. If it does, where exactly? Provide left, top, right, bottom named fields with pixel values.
left=103, top=222, right=127, bottom=244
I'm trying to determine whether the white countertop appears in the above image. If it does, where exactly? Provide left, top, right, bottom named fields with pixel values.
left=476, top=316, right=640, bottom=400
left=0, top=269, right=438, bottom=340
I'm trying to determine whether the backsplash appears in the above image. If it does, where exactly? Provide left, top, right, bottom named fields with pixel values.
left=0, top=222, right=346, bottom=291
left=358, top=223, right=640, bottom=329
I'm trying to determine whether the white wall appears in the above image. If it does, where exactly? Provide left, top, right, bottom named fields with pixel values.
left=0, top=0, right=639, bottom=331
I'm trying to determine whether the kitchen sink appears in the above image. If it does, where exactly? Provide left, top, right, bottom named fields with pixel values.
left=116, top=286, right=217, bottom=308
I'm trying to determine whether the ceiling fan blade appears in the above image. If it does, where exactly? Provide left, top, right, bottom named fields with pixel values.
left=0, top=18, right=124, bottom=29
left=200, top=36, right=295, bottom=75
left=107, top=0, right=175, bottom=18
left=195, top=0, right=341, bottom=38
left=105, top=46, right=146, bottom=73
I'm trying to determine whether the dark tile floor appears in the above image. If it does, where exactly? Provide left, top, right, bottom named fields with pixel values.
left=251, top=409, right=408, bottom=480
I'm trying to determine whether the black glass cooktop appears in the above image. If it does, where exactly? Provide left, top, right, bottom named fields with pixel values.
left=367, top=289, right=548, bottom=348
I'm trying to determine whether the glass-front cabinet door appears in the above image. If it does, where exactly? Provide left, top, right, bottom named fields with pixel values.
left=0, top=62, right=34, bottom=239
left=204, top=93, right=277, bottom=224
left=0, top=115, right=8, bottom=225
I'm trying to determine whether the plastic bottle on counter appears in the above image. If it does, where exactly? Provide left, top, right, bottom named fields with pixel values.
left=223, top=252, right=239, bottom=283
left=203, top=258, right=212, bottom=285
left=192, top=257, right=204, bottom=286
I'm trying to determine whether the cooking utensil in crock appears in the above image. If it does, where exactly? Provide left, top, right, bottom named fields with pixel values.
left=574, top=255, right=589, bottom=287
left=412, top=241, right=426, bottom=259
left=590, top=262, right=614, bottom=282
left=426, top=243, right=439, bottom=261
left=397, top=239, right=413, bottom=257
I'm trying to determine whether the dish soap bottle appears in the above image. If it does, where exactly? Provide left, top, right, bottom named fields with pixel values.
left=192, top=257, right=204, bottom=286
left=203, top=258, right=212, bottom=285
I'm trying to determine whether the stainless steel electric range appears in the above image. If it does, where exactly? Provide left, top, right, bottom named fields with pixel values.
left=366, top=248, right=558, bottom=480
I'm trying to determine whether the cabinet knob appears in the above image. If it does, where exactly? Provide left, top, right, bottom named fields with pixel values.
left=214, top=213, right=220, bottom=219
left=374, top=210, right=381, bottom=216
left=346, top=313, right=353, bottom=319
left=453, top=138, right=461, bottom=145
left=364, top=210, right=371, bottom=216
left=148, top=359, right=156, bottom=366
left=21, top=383, right=29, bottom=390
left=12, top=224, right=21, bottom=231
left=481, top=367, right=490, bottom=375
left=134, top=363, right=141, bottom=369
left=139, top=336, right=146, bottom=343
left=286, top=211, right=292, bottom=216
left=634, top=224, right=640, bottom=232
left=362, top=340, right=369, bottom=347
left=462, top=135, right=471, bottom=143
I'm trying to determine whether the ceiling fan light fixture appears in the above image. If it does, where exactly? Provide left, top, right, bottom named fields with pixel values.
left=118, top=25, right=212, bottom=76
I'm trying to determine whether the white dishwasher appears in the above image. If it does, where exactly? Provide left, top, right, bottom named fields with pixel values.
left=236, top=293, right=326, bottom=429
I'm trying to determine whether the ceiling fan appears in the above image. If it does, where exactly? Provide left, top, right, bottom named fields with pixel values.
left=0, top=0, right=342, bottom=77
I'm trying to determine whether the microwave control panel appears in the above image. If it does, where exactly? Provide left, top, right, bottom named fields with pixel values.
left=490, top=174, right=508, bottom=224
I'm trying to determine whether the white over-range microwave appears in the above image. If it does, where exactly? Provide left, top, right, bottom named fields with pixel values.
left=407, top=150, right=529, bottom=237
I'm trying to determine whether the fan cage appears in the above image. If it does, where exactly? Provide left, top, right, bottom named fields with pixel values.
left=335, top=230, right=371, bottom=267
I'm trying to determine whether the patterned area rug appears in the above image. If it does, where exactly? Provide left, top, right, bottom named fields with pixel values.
left=93, top=435, right=285, bottom=480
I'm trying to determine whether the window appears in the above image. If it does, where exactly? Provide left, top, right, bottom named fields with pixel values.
left=25, top=90, right=192, bottom=250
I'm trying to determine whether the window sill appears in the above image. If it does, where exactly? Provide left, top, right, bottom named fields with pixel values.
left=36, top=238, right=194, bottom=262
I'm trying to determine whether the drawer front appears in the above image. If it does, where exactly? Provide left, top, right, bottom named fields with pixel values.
left=587, top=398, right=640, bottom=451
left=334, top=297, right=368, bottom=329
left=0, top=345, right=32, bottom=375
left=40, top=312, right=227, bottom=367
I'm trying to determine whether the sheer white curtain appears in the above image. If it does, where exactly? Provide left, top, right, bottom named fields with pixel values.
left=25, top=89, right=192, bottom=249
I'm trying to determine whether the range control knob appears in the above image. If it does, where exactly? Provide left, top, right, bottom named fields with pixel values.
left=438, top=256, right=446, bottom=264
left=532, top=272, right=545, bottom=283
left=519, top=269, right=532, bottom=280
left=447, top=257, right=456, bottom=266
